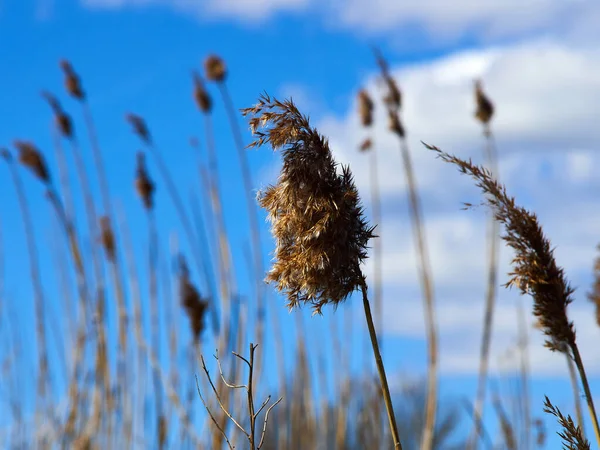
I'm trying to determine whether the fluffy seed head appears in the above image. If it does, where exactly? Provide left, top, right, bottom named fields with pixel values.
left=135, top=152, right=154, bottom=210
left=204, top=55, right=227, bottom=82
left=474, top=79, right=494, bottom=125
left=357, top=89, right=374, bottom=127
left=242, top=93, right=375, bottom=313
left=14, top=141, right=50, bottom=184
left=426, top=143, right=576, bottom=352
left=59, top=60, right=85, bottom=100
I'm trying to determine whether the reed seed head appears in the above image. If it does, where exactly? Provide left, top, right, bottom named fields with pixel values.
left=192, top=71, right=212, bottom=113
left=588, top=244, right=600, bottom=327
left=14, top=140, right=51, bottom=184
left=59, top=59, right=85, bottom=100
left=388, top=109, right=405, bottom=138
left=204, top=54, right=227, bottom=82
left=425, top=143, right=576, bottom=352
left=359, top=138, right=372, bottom=152
left=374, top=49, right=401, bottom=112
left=135, top=152, right=155, bottom=210
left=126, top=113, right=152, bottom=144
left=41, top=91, right=74, bottom=138
left=357, top=89, right=374, bottom=127
left=242, top=93, right=375, bottom=313
left=543, top=396, right=590, bottom=450
left=178, top=256, right=208, bottom=341
left=474, top=79, right=494, bottom=125
left=99, top=216, right=116, bottom=262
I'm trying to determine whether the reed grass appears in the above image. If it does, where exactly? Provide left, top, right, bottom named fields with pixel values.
left=2, top=50, right=596, bottom=450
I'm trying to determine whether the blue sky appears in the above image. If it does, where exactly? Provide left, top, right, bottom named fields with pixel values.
left=2, top=0, right=600, bottom=447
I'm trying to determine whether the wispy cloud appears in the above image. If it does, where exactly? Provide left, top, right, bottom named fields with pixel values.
left=80, top=0, right=600, bottom=45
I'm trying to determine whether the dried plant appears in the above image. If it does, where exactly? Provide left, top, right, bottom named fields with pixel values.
left=135, top=152, right=155, bottom=211
left=474, top=80, right=494, bottom=127
left=492, top=392, right=517, bottom=450
left=544, top=396, right=590, bottom=450
left=358, top=89, right=374, bottom=127
left=193, top=71, right=212, bottom=113
left=14, top=140, right=51, bottom=184
left=242, top=94, right=375, bottom=311
left=41, top=91, right=74, bottom=139
left=197, top=343, right=282, bottom=450
left=425, top=142, right=600, bottom=446
left=178, top=256, right=209, bottom=342
left=204, top=54, right=227, bottom=82
left=126, top=113, right=152, bottom=145
left=375, top=49, right=437, bottom=450
left=588, top=244, right=600, bottom=327
left=242, top=93, right=402, bottom=449
left=99, top=216, right=115, bottom=263
left=469, top=78, right=502, bottom=449
left=60, top=59, right=86, bottom=100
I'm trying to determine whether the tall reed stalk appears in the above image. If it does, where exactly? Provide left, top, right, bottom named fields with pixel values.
left=374, top=50, right=438, bottom=450
left=469, top=80, right=500, bottom=449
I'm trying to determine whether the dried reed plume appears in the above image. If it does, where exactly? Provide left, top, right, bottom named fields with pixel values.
left=474, top=80, right=494, bottom=127
left=99, top=216, right=115, bottom=263
left=358, top=89, right=374, bottom=127
left=193, top=71, right=212, bottom=113
left=178, top=256, right=208, bottom=341
left=588, top=245, right=600, bottom=327
left=425, top=142, right=600, bottom=445
left=242, top=94, right=402, bottom=449
left=204, top=55, right=227, bottom=82
left=60, top=60, right=85, bottom=100
left=135, top=152, right=155, bottom=211
left=41, top=91, right=74, bottom=139
left=14, top=141, right=51, bottom=184
left=126, top=113, right=152, bottom=145
left=242, top=94, right=375, bottom=312
left=544, top=397, right=590, bottom=450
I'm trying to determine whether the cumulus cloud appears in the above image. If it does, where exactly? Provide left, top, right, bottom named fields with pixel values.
left=309, top=39, right=600, bottom=376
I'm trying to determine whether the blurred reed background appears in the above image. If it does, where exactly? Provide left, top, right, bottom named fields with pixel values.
left=0, top=49, right=599, bottom=450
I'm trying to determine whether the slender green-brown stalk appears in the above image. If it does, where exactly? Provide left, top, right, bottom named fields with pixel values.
left=360, top=281, right=402, bottom=449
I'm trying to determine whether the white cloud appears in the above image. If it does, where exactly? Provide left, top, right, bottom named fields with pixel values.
left=326, top=0, right=600, bottom=42
left=309, top=39, right=600, bottom=376
left=81, top=0, right=600, bottom=46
